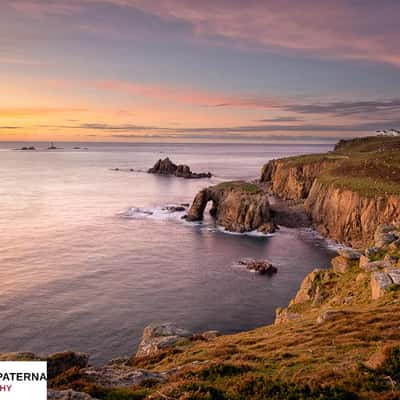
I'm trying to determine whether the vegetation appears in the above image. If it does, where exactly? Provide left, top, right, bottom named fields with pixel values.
left=215, top=181, right=261, bottom=193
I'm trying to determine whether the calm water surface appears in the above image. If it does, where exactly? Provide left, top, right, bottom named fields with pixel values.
left=0, top=142, right=335, bottom=364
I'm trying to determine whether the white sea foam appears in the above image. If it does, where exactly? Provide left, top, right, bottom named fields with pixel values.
left=118, top=205, right=187, bottom=221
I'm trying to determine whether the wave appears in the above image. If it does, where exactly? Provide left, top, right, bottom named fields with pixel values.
left=118, top=205, right=188, bottom=221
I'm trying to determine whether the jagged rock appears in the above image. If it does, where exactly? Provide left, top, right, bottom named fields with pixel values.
left=371, top=272, right=393, bottom=299
left=200, top=331, right=221, bottom=341
left=374, top=225, right=397, bottom=247
left=47, top=351, right=89, bottom=379
left=136, top=323, right=192, bottom=358
left=238, top=258, right=277, bottom=275
left=384, top=254, right=398, bottom=265
left=361, top=260, right=392, bottom=272
left=388, top=239, right=400, bottom=252
left=47, top=390, right=96, bottom=400
left=274, top=308, right=301, bottom=324
left=83, top=365, right=165, bottom=388
left=385, top=268, right=400, bottom=284
left=337, top=248, right=361, bottom=260
left=48, top=390, right=98, bottom=400
left=148, top=158, right=211, bottom=179
left=187, top=182, right=273, bottom=233
left=163, top=205, right=186, bottom=212
left=0, top=352, right=40, bottom=361
left=257, top=222, right=277, bottom=234
left=359, top=255, right=370, bottom=269
left=316, top=310, right=351, bottom=324
left=331, top=256, right=353, bottom=273
left=365, top=247, right=380, bottom=258
left=290, top=269, right=324, bottom=305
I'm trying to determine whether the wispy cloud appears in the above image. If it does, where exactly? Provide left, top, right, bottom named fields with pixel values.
left=6, top=0, right=400, bottom=67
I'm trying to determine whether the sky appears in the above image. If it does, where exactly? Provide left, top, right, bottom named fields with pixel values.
left=2, top=0, right=400, bottom=143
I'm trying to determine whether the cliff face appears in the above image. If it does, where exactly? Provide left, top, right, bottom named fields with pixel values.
left=261, top=158, right=338, bottom=201
left=304, top=180, right=400, bottom=248
left=261, top=141, right=400, bottom=248
left=187, top=182, right=274, bottom=233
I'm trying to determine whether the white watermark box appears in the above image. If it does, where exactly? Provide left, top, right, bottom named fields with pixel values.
left=0, top=361, right=47, bottom=399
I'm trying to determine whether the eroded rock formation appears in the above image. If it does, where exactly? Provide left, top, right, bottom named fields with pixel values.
left=186, top=182, right=275, bottom=233
left=148, top=157, right=212, bottom=179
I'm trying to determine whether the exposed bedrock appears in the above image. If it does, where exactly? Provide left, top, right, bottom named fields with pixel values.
left=148, top=157, right=211, bottom=179
left=186, top=182, right=275, bottom=233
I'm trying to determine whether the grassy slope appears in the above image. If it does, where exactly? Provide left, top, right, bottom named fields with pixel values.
left=276, top=136, right=400, bottom=197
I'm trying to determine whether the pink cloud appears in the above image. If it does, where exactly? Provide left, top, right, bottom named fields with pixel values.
left=94, top=80, right=284, bottom=108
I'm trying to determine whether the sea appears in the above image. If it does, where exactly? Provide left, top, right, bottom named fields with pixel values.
left=0, top=141, right=337, bottom=364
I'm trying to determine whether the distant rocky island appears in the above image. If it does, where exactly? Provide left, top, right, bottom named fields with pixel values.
left=7, top=136, right=400, bottom=399
left=148, top=157, right=212, bottom=179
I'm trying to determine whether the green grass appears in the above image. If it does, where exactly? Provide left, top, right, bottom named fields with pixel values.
left=215, top=181, right=260, bottom=193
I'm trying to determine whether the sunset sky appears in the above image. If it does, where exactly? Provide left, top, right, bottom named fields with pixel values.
left=2, top=0, right=400, bottom=142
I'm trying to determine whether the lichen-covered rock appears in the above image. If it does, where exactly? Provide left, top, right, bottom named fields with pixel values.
left=274, top=308, right=301, bottom=324
left=48, top=390, right=98, bottom=400
left=290, top=269, right=327, bottom=305
left=316, top=310, right=351, bottom=324
left=83, top=365, right=165, bottom=388
left=337, top=248, right=362, bottom=260
left=135, top=323, right=192, bottom=358
left=47, top=351, right=89, bottom=379
left=361, top=260, right=391, bottom=272
left=359, top=255, right=370, bottom=269
left=371, top=272, right=393, bottom=299
left=331, top=256, right=354, bottom=273
left=386, top=268, right=400, bottom=284
left=374, top=224, right=397, bottom=247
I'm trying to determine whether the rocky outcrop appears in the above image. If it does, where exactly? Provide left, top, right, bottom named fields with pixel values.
left=237, top=258, right=277, bottom=275
left=135, top=323, right=193, bottom=358
left=47, top=351, right=89, bottom=379
left=148, top=158, right=211, bottom=179
left=261, top=158, right=338, bottom=201
left=304, top=181, right=400, bottom=248
left=48, top=390, right=98, bottom=400
left=186, top=182, right=274, bottom=233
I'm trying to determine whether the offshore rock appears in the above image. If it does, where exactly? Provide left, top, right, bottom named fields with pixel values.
left=238, top=258, right=277, bottom=275
left=187, top=182, right=273, bottom=233
left=148, top=157, right=211, bottom=179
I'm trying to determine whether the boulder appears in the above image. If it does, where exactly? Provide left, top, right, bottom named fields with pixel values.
left=47, top=351, right=89, bottom=379
left=274, top=308, right=300, bottom=324
left=136, top=323, right=192, bottom=358
left=316, top=310, right=351, bottom=324
left=374, top=225, right=397, bottom=247
left=359, top=255, right=370, bottom=269
left=200, top=330, right=221, bottom=341
left=83, top=365, right=165, bottom=388
left=337, top=248, right=361, bottom=260
left=361, top=260, right=392, bottom=272
left=238, top=258, right=277, bottom=275
left=385, top=268, right=400, bottom=284
left=371, top=272, right=393, bottom=299
left=257, top=222, right=277, bottom=234
left=384, top=254, right=398, bottom=265
left=388, top=239, right=400, bottom=252
left=47, top=390, right=97, bottom=400
left=365, top=247, right=379, bottom=258
left=290, top=269, right=323, bottom=305
left=331, top=256, right=353, bottom=273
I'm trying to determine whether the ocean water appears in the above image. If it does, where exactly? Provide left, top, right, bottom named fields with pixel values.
left=0, top=142, right=336, bottom=364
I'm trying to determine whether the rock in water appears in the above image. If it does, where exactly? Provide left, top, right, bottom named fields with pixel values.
left=238, top=258, right=277, bottom=275
left=187, top=182, right=274, bottom=233
left=135, top=323, right=193, bottom=358
left=148, top=157, right=211, bottom=179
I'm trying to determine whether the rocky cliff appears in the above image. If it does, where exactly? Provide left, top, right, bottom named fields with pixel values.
left=186, top=181, right=275, bottom=233
left=261, top=137, right=400, bottom=247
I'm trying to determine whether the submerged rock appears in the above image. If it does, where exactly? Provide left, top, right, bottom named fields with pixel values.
left=135, top=323, right=193, bottom=358
left=238, top=258, right=277, bottom=275
left=148, top=158, right=211, bottom=179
